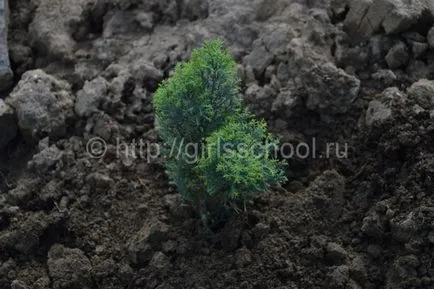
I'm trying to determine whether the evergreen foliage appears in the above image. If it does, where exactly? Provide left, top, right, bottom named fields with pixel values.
left=153, top=40, right=287, bottom=225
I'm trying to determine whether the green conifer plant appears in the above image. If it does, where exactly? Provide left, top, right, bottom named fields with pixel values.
left=153, top=40, right=287, bottom=226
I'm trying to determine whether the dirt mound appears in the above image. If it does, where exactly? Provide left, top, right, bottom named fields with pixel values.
left=0, top=0, right=433, bottom=288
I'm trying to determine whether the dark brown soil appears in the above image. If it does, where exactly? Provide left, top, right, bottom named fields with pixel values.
left=1, top=1, right=433, bottom=289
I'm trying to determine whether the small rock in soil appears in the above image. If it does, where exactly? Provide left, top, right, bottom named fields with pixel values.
left=0, top=212, right=63, bottom=254
left=407, top=79, right=434, bottom=109
left=385, top=42, right=409, bottom=69
left=103, top=11, right=138, bottom=38
left=264, top=65, right=276, bottom=82
left=0, top=0, right=13, bottom=92
left=427, top=231, right=434, bottom=243
left=371, top=69, right=397, bottom=85
left=162, top=240, right=177, bottom=255
left=390, top=212, right=421, bottom=243
left=361, top=212, right=384, bottom=239
left=47, top=244, right=93, bottom=289
left=220, top=220, right=242, bottom=252
left=403, top=31, right=426, bottom=42
left=306, top=170, right=346, bottom=220
left=365, top=86, right=408, bottom=127
left=406, top=59, right=431, bottom=80
left=243, top=42, right=273, bottom=79
left=304, top=62, right=360, bottom=115
left=155, top=283, right=175, bottom=289
left=6, top=70, right=74, bottom=143
left=245, top=84, right=273, bottom=102
left=276, top=62, right=289, bottom=83
left=33, top=277, right=51, bottom=289
left=386, top=255, right=420, bottom=288
left=10, top=280, right=27, bottom=289
left=381, top=86, right=408, bottom=105
left=243, top=65, right=256, bottom=84
left=86, top=172, right=114, bottom=190
left=369, top=35, right=394, bottom=61
left=328, top=265, right=350, bottom=287
left=93, top=257, right=116, bottom=280
left=271, top=89, right=299, bottom=119
left=149, top=251, right=170, bottom=269
left=251, top=222, right=270, bottom=241
left=9, top=43, right=32, bottom=77
left=347, top=279, right=363, bottom=289
left=344, top=0, right=429, bottom=41
left=343, top=0, right=376, bottom=40
left=255, top=0, right=279, bottom=21
left=365, top=100, right=392, bottom=127
left=0, top=99, right=18, bottom=150
left=135, top=12, right=154, bottom=30
left=261, top=23, right=295, bottom=56
left=381, top=1, right=428, bottom=34
left=410, top=41, right=429, bottom=58
left=0, top=258, right=16, bottom=277
left=109, top=70, right=131, bottom=95
left=349, top=256, right=367, bottom=284
left=7, top=179, right=37, bottom=205
left=245, top=84, right=276, bottom=115
left=29, top=0, right=93, bottom=62
left=428, top=26, right=434, bottom=48
left=325, top=242, right=348, bottom=265
left=181, top=0, right=209, bottom=21
left=28, top=145, right=64, bottom=174
left=130, top=60, right=164, bottom=92
left=127, top=219, right=169, bottom=265
left=234, top=247, right=252, bottom=268
left=412, top=104, right=425, bottom=115
left=163, top=194, right=190, bottom=218
left=75, top=77, right=109, bottom=117
left=90, top=113, right=120, bottom=141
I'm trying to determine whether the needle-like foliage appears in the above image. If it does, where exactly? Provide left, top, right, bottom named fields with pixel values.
left=197, top=113, right=287, bottom=213
left=153, top=40, right=287, bottom=226
left=153, top=40, right=241, bottom=144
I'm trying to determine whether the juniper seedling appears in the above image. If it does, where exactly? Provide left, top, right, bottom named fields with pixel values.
left=153, top=40, right=287, bottom=226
